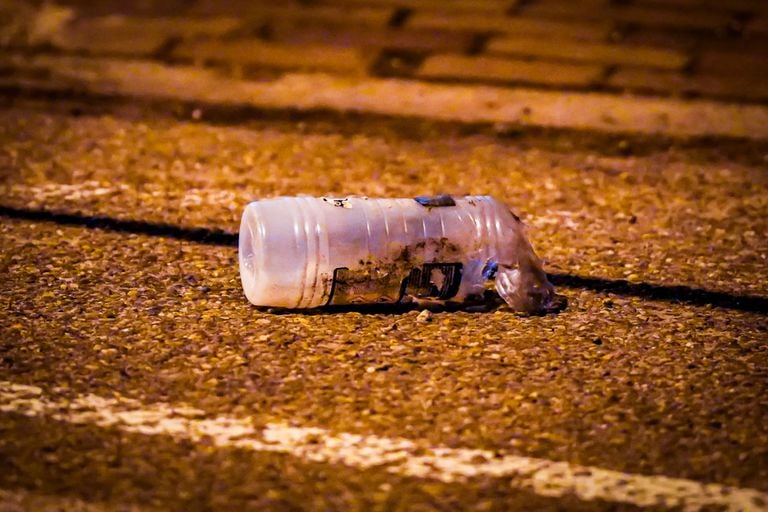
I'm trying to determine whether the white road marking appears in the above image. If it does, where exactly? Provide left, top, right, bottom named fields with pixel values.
left=3, top=181, right=131, bottom=202
left=1, top=381, right=766, bottom=511
left=1, top=181, right=246, bottom=212
left=3, top=53, right=768, bottom=140
left=527, top=210, right=583, bottom=230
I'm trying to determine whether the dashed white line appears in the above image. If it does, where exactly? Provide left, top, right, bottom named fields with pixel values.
left=1, top=181, right=245, bottom=209
left=1, top=381, right=766, bottom=511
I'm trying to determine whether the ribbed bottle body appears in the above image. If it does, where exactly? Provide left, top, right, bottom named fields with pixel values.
left=239, top=195, right=553, bottom=311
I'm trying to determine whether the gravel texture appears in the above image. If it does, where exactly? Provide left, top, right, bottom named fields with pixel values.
left=1, top=102, right=767, bottom=509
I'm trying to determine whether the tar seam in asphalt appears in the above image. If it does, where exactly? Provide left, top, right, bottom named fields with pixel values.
left=2, top=204, right=766, bottom=314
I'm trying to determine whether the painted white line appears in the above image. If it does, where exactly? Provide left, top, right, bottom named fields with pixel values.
left=2, top=181, right=131, bottom=202
left=1, top=382, right=766, bottom=511
left=3, top=53, right=768, bottom=140
left=1, top=181, right=246, bottom=211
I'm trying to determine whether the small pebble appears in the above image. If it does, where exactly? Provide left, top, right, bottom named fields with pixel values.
left=416, top=309, right=433, bottom=323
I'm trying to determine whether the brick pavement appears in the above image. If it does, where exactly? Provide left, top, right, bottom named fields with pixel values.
left=2, top=0, right=768, bottom=104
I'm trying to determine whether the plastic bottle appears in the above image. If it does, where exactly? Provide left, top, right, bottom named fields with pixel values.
left=239, top=195, right=556, bottom=313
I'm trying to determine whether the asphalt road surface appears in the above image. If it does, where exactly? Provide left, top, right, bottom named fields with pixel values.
left=0, top=93, right=767, bottom=511
left=4, top=0, right=768, bottom=508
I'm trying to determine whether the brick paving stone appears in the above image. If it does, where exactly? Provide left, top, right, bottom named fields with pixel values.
left=171, top=38, right=370, bottom=75
left=416, top=54, right=603, bottom=87
left=695, top=34, right=768, bottom=53
left=406, top=12, right=613, bottom=41
left=56, top=0, right=193, bottom=17
left=521, top=2, right=735, bottom=31
left=617, top=28, right=768, bottom=55
left=631, top=0, right=768, bottom=15
left=487, top=36, right=690, bottom=70
left=697, top=50, right=768, bottom=76
left=189, top=3, right=395, bottom=28
left=608, top=67, right=768, bottom=102
left=189, top=0, right=299, bottom=16
left=51, top=16, right=243, bottom=57
left=747, top=15, right=768, bottom=35
left=617, top=28, right=702, bottom=51
left=51, top=18, right=163, bottom=56
left=268, top=21, right=475, bottom=53
left=316, top=0, right=517, bottom=14
left=687, top=74, right=768, bottom=101
left=605, top=67, right=690, bottom=95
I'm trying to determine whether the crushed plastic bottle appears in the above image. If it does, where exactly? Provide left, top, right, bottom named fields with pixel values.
left=239, top=195, right=558, bottom=313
